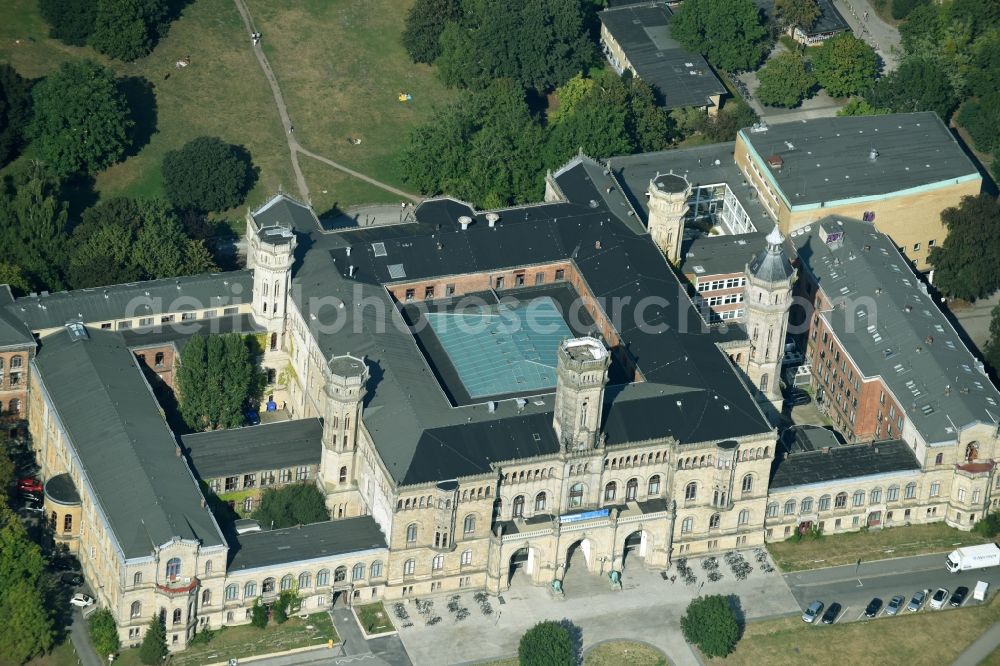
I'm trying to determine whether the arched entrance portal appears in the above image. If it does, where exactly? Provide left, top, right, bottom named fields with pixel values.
left=622, top=530, right=646, bottom=568
left=508, top=547, right=534, bottom=587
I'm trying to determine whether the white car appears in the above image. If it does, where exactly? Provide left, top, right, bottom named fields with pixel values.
left=70, top=593, right=95, bottom=608
left=929, top=587, right=949, bottom=610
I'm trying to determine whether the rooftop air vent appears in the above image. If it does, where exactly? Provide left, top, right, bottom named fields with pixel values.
left=766, top=155, right=783, bottom=170
left=458, top=216, right=473, bottom=230
left=486, top=212, right=500, bottom=228
left=869, top=148, right=879, bottom=161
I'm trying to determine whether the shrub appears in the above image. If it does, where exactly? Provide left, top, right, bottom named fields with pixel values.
left=251, top=597, right=268, bottom=629
left=162, top=136, right=256, bottom=213
left=518, top=620, right=574, bottom=666
left=680, top=595, right=741, bottom=658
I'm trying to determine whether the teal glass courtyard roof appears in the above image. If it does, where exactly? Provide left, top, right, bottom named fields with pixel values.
left=424, top=297, right=571, bottom=399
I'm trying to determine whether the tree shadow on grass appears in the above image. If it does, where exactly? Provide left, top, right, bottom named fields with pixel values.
left=59, top=174, right=98, bottom=231
left=232, top=143, right=260, bottom=204
left=119, top=76, right=158, bottom=159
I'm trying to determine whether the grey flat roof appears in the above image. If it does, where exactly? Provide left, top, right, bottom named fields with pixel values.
left=781, top=424, right=847, bottom=454
left=770, top=439, right=920, bottom=488
left=739, top=112, right=981, bottom=209
left=754, top=0, right=849, bottom=36
left=793, top=216, right=1000, bottom=444
left=680, top=232, right=768, bottom=277
left=227, top=517, right=387, bottom=572
left=599, top=3, right=726, bottom=110
left=183, top=418, right=323, bottom=478
left=8, top=271, right=252, bottom=332
left=608, top=142, right=776, bottom=234
left=33, top=328, right=225, bottom=559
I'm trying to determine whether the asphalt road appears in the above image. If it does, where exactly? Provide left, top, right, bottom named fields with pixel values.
left=783, top=553, right=1000, bottom=624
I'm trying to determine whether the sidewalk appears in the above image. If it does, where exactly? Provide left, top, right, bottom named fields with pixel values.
left=953, top=621, right=1000, bottom=665
left=69, top=609, right=103, bottom=666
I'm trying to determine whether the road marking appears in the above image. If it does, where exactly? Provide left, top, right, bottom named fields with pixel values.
left=837, top=606, right=849, bottom=623
left=856, top=610, right=866, bottom=621
left=857, top=579, right=863, bottom=587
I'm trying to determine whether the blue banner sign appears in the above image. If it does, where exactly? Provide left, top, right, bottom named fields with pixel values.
left=560, top=509, right=610, bottom=524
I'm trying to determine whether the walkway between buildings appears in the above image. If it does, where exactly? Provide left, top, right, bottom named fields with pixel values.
left=230, top=0, right=421, bottom=205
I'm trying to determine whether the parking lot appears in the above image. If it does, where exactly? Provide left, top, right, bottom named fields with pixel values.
left=783, top=552, right=1000, bottom=626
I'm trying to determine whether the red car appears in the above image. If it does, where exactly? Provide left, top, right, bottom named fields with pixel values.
left=18, top=478, right=43, bottom=494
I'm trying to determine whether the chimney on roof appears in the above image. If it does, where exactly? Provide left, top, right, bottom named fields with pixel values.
left=869, top=148, right=879, bottom=162
left=346, top=246, right=352, bottom=257
left=595, top=240, right=602, bottom=250
left=348, top=265, right=356, bottom=278
left=459, top=215, right=473, bottom=230
left=766, top=154, right=783, bottom=170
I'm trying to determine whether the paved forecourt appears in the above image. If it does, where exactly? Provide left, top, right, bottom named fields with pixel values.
left=396, top=549, right=799, bottom=665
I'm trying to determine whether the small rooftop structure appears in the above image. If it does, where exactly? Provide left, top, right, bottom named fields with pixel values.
left=770, top=439, right=920, bottom=489
left=227, top=517, right=387, bottom=571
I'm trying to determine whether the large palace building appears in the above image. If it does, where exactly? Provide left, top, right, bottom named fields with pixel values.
left=3, top=112, right=997, bottom=652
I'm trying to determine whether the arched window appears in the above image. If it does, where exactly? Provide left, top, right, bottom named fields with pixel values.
left=604, top=482, right=617, bottom=502
left=766, top=502, right=778, bottom=517
left=225, top=584, right=238, bottom=601
left=339, top=466, right=348, bottom=483
left=370, top=561, right=383, bottom=578
left=299, top=572, right=311, bottom=589
left=819, top=495, right=831, bottom=511
left=887, top=485, right=900, bottom=502
left=835, top=492, right=848, bottom=509
left=569, top=483, right=584, bottom=508
left=760, top=374, right=769, bottom=392
left=966, top=442, right=979, bottom=462
left=244, top=581, right=257, bottom=598
left=463, top=514, right=476, bottom=534
left=165, top=557, right=181, bottom=581
left=935, top=452, right=944, bottom=465
left=512, top=495, right=525, bottom=518
left=201, top=589, right=211, bottom=606
left=852, top=490, right=865, bottom=507
left=648, top=475, right=661, bottom=495
left=738, top=509, right=750, bottom=525
left=905, top=482, right=917, bottom=499
left=262, top=577, right=275, bottom=593
left=317, top=569, right=330, bottom=586
left=172, top=608, right=182, bottom=625
left=681, top=517, right=693, bottom=533
left=784, top=499, right=796, bottom=515
left=741, top=474, right=753, bottom=494
left=334, top=566, right=347, bottom=582
left=130, top=601, right=141, bottom=618
left=406, top=523, right=417, bottom=543
left=280, top=574, right=293, bottom=591
left=535, top=492, right=547, bottom=511
left=10, top=356, right=21, bottom=368
left=432, top=555, right=444, bottom=570
left=685, top=482, right=697, bottom=501
left=205, top=560, right=213, bottom=576
left=403, top=559, right=415, bottom=576
left=801, top=497, right=813, bottom=513
left=709, top=513, right=720, bottom=529
left=352, top=563, right=365, bottom=581
left=626, top=478, right=638, bottom=501
left=870, top=488, right=882, bottom=504
left=134, top=572, right=142, bottom=586
left=461, top=549, right=472, bottom=566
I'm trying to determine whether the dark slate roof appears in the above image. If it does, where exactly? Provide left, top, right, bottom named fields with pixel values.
left=0, top=285, right=35, bottom=349
left=792, top=216, right=1000, bottom=444
left=680, top=232, right=768, bottom=277
left=748, top=228, right=795, bottom=282
left=8, top=272, right=252, bottom=332
left=251, top=194, right=321, bottom=234
left=599, top=3, right=727, bottom=110
left=32, top=328, right=225, bottom=559
left=770, top=439, right=920, bottom=488
left=183, top=419, right=323, bottom=478
left=738, top=112, right=981, bottom=209
left=291, top=155, right=772, bottom=486
left=227, top=517, right=387, bottom=572
left=781, top=424, right=847, bottom=454
left=45, top=472, right=81, bottom=506
left=120, top=314, right=262, bottom=348
left=754, top=0, right=849, bottom=36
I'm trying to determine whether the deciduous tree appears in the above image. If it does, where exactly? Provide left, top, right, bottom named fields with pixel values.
left=88, top=609, right=121, bottom=658
left=28, top=60, right=133, bottom=176
left=252, top=484, right=330, bottom=529
left=0, top=64, right=33, bottom=169
left=250, top=598, right=268, bottom=628
left=775, top=0, right=821, bottom=31
left=865, top=56, right=957, bottom=120
left=756, top=52, right=816, bottom=107
left=984, top=305, right=1000, bottom=377
left=178, top=334, right=264, bottom=431
left=163, top=137, right=256, bottom=213
left=670, top=0, right=771, bottom=72
left=837, top=98, right=892, bottom=116
left=929, top=194, right=1000, bottom=301
left=0, top=168, right=69, bottom=292
left=402, top=0, right=463, bottom=64
left=90, top=0, right=167, bottom=61
left=0, top=506, right=55, bottom=663
left=39, top=0, right=97, bottom=46
left=517, top=620, right=574, bottom=666
left=812, top=33, right=878, bottom=98
left=957, top=94, right=1000, bottom=155
left=680, top=595, right=741, bottom=658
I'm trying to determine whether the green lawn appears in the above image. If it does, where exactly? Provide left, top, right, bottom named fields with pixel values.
left=354, top=601, right=395, bottom=635
left=768, top=522, right=992, bottom=572
left=585, top=640, right=668, bottom=666
left=250, top=0, right=458, bottom=197
left=298, top=155, right=403, bottom=221
left=25, top=641, right=80, bottom=666
left=0, top=0, right=294, bottom=213
left=705, top=592, right=1000, bottom=666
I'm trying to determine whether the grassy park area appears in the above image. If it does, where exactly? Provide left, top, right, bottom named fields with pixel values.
left=585, top=640, right=668, bottom=665
left=706, top=593, right=1000, bottom=666
left=768, top=522, right=992, bottom=572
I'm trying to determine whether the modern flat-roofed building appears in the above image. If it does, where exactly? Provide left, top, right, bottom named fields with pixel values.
left=599, top=2, right=727, bottom=112
left=735, top=112, right=982, bottom=270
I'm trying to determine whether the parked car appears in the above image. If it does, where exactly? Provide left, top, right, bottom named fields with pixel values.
left=50, top=556, right=81, bottom=573
left=20, top=491, right=41, bottom=503
left=821, top=602, right=842, bottom=624
left=22, top=500, right=43, bottom=513
left=930, top=587, right=949, bottom=610
left=886, top=595, right=905, bottom=616
left=69, top=593, right=94, bottom=608
left=950, top=586, right=970, bottom=607
left=18, top=477, right=43, bottom=494
left=244, top=410, right=260, bottom=426
left=864, top=597, right=883, bottom=618
left=60, top=573, right=83, bottom=587
left=802, top=600, right=824, bottom=623
left=907, top=590, right=927, bottom=612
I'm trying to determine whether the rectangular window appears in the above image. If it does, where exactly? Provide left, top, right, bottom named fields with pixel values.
left=973, top=489, right=981, bottom=504
left=405, top=289, right=415, bottom=301
left=554, top=269, right=565, bottom=280
left=494, top=277, right=504, bottom=290
left=223, top=307, right=238, bottom=315
left=225, top=476, right=238, bottom=492
left=445, top=284, right=455, bottom=296
left=243, top=473, right=256, bottom=488
left=101, top=322, right=112, bottom=329
left=118, top=320, right=132, bottom=330
left=424, top=286, right=435, bottom=299
left=181, top=312, right=196, bottom=321
left=958, top=488, right=967, bottom=502
left=161, top=315, right=174, bottom=323
left=202, top=310, right=217, bottom=319
left=297, top=466, right=309, bottom=481
left=514, top=274, right=525, bottom=287
left=930, top=482, right=940, bottom=497
left=139, top=317, right=153, bottom=327
left=535, top=272, right=544, bottom=285
left=280, top=469, right=292, bottom=483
